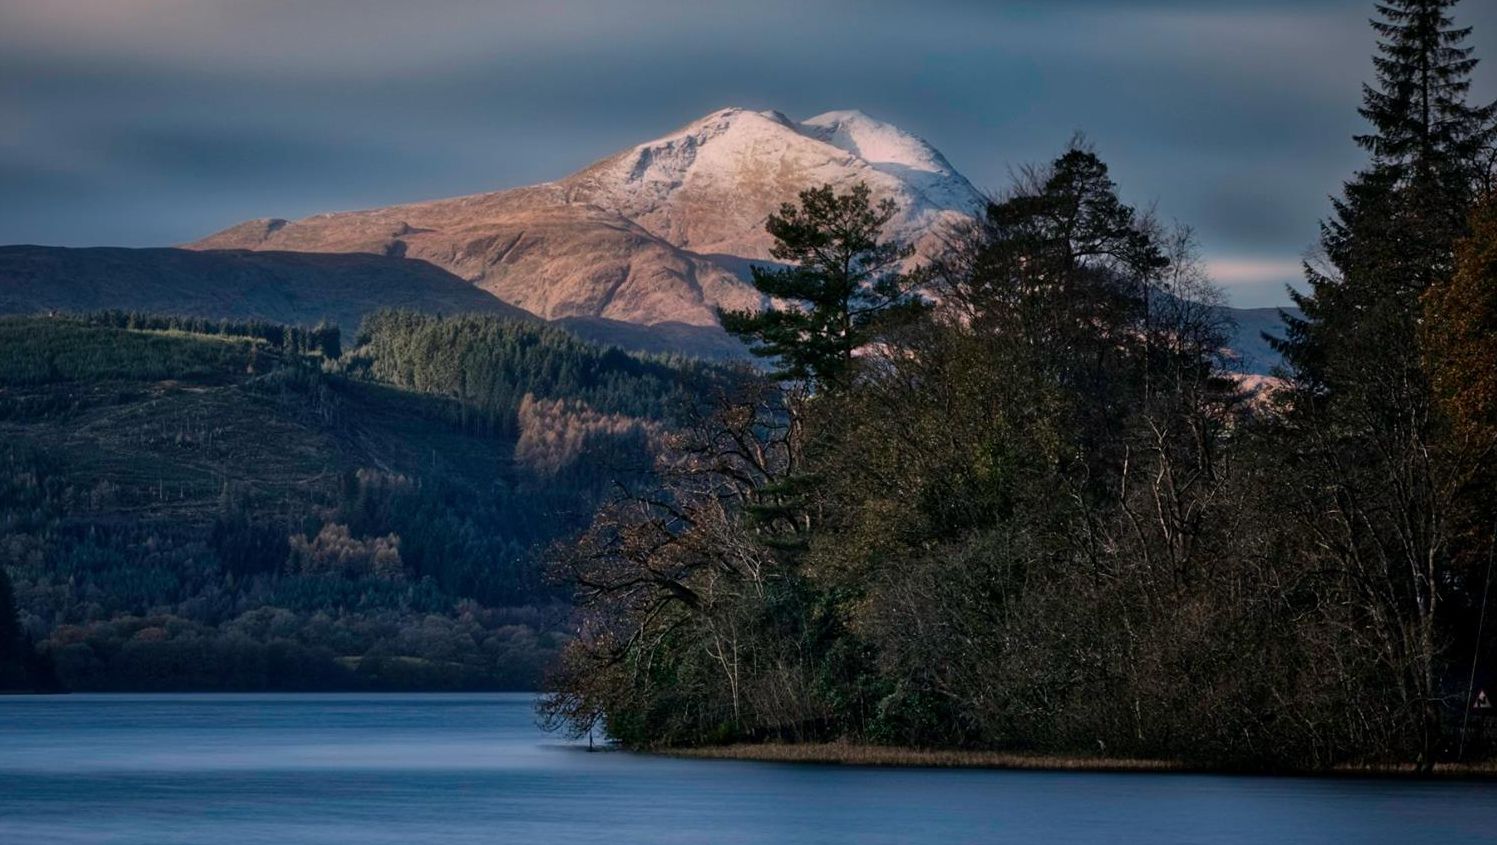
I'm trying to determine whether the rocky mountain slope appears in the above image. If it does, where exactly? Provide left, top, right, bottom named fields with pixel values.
left=1, top=107, right=1290, bottom=370
left=190, top=108, right=986, bottom=330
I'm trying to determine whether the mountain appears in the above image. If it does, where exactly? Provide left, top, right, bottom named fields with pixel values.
left=190, top=108, right=986, bottom=330
left=1221, top=306, right=1292, bottom=375
left=0, top=245, right=531, bottom=332
left=557, top=108, right=985, bottom=261
left=0, top=107, right=1291, bottom=370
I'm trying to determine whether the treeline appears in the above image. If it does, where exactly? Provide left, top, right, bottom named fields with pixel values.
left=344, top=310, right=720, bottom=437
left=0, top=314, right=262, bottom=388
left=39, top=605, right=559, bottom=692
left=543, top=0, right=1497, bottom=770
left=79, top=310, right=342, bottom=358
left=212, top=466, right=554, bottom=608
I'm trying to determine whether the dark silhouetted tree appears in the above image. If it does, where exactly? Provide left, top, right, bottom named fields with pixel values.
left=1271, top=0, right=1495, bottom=768
left=719, top=183, right=924, bottom=388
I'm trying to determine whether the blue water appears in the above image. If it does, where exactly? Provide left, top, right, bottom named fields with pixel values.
left=1, top=694, right=1495, bottom=844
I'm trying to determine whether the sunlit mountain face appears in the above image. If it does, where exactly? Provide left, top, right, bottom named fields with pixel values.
left=189, top=108, right=983, bottom=328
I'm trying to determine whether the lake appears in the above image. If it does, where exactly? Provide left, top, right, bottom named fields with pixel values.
left=1, top=694, right=1494, bottom=844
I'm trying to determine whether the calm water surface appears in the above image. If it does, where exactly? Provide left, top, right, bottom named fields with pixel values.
left=1, top=693, right=1494, bottom=844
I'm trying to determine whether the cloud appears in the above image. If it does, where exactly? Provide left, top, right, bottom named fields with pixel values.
left=1205, top=258, right=1307, bottom=308
left=1208, top=257, right=1304, bottom=285
left=1, top=0, right=1493, bottom=309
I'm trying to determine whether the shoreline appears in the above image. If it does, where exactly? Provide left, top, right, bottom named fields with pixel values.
left=658, top=742, right=1497, bottom=779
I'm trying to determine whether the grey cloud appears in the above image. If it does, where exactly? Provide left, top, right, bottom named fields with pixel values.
left=1, top=0, right=1494, bottom=307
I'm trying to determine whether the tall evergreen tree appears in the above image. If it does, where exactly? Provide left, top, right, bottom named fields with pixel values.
left=1271, top=0, right=1495, bottom=767
left=719, top=183, right=923, bottom=388
left=1358, top=1, right=1495, bottom=188
left=936, top=145, right=1167, bottom=465
left=1281, top=0, right=1494, bottom=388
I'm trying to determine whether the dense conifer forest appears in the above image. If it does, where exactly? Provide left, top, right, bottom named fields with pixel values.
left=541, top=0, right=1497, bottom=770
left=0, top=311, right=712, bottom=691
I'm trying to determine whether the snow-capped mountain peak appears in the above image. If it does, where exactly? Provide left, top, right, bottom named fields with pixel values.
left=800, top=110, right=957, bottom=178
left=798, top=110, right=982, bottom=214
left=192, top=107, right=987, bottom=332
left=564, top=106, right=986, bottom=256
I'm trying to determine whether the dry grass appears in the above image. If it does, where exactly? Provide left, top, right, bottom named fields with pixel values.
left=1331, top=760, right=1497, bottom=779
left=660, top=743, right=1497, bottom=778
left=661, top=743, right=1187, bottom=772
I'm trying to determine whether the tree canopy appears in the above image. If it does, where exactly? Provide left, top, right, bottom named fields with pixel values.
left=719, top=183, right=924, bottom=387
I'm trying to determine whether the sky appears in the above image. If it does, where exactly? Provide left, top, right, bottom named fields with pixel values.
left=1, top=1, right=1494, bottom=308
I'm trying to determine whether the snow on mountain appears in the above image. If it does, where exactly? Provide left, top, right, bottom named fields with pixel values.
left=799, top=110, right=984, bottom=216
left=188, top=107, right=987, bottom=334
left=562, top=107, right=985, bottom=259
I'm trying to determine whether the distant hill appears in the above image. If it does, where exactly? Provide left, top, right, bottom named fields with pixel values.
left=186, top=106, right=1293, bottom=371
left=0, top=109, right=1296, bottom=370
left=0, top=245, right=531, bottom=334
left=0, top=243, right=1294, bottom=373
left=190, top=108, right=984, bottom=332
left=1221, top=305, right=1294, bottom=375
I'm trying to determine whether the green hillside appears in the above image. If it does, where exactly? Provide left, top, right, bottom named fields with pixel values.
left=0, top=312, right=700, bottom=691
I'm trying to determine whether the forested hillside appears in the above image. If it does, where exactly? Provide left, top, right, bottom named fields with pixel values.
left=0, top=311, right=706, bottom=691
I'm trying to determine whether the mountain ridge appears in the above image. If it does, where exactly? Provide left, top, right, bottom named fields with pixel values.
left=0, top=245, right=532, bottom=332
left=188, top=107, right=987, bottom=332
left=0, top=107, right=1295, bottom=371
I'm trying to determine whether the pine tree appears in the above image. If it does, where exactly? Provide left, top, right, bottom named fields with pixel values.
left=1280, top=0, right=1494, bottom=389
left=1358, top=1, right=1495, bottom=188
left=719, top=183, right=923, bottom=388
left=1271, top=0, right=1495, bottom=768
